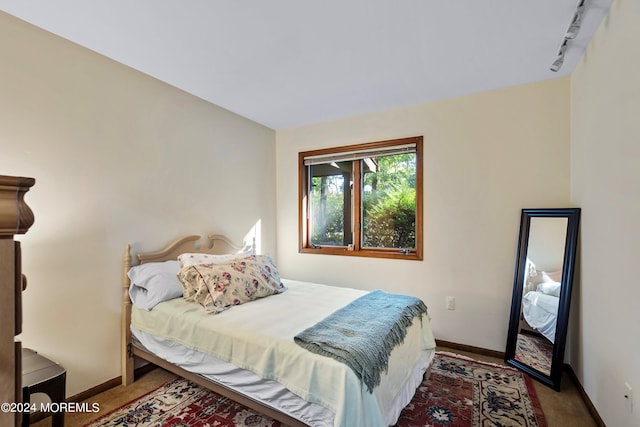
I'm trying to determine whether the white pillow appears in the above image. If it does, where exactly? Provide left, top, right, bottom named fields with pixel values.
left=523, top=258, right=544, bottom=293
left=128, top=260, right=182, bottom=310
left=178, top=251, right=252, bottom=267
left=537, top=281, right=561, bottom=297
left=542, top=270, right=562, bottom=283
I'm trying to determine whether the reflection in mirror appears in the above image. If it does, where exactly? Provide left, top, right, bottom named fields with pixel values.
left=505, top=208, right=580, bottom=391
left=515, top=217, right=567, bottom=376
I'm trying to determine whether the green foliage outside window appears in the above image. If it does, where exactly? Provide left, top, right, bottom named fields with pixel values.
left=309, top=153, right=416, bottom=249
left=310, top=175, right=346, bottom=245
left=363, top=153, right=416, bottom=249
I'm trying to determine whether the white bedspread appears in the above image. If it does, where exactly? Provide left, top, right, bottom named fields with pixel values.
left=522, top=290, right=559, bottom=343
left=131, top=279, right=436, bottom=426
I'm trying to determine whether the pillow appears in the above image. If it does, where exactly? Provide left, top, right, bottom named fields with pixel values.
left=177, top=255, right=286, bottom=314
left=178, top=250, right=252, bottom=267
left=523, top=258, right=544, bottom=293
left=128, top=260, right=182, bottom=310
left=542, top=270, right=563, bottom=282
left=537, top=281, right=561, bottom=297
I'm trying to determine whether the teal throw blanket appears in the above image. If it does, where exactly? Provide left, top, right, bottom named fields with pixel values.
left=293, top=290, right=428, bottom=393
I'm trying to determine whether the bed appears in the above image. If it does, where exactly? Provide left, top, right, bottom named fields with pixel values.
left=521, top=290, right=559, bottom=344
left=521, top=258, right=561, bottom=344
left=121, top=234, right=436, bottom=427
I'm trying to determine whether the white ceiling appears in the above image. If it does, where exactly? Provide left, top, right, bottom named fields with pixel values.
left=1, top=0, right=612, bottom=129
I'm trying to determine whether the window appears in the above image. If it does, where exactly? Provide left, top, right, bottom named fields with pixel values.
left=299, top=136, right=423, bottom=260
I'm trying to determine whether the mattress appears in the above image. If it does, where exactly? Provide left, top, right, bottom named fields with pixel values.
left=131, top=279, right=436, bottom=426
left=522, top=290, right=559, bottom=343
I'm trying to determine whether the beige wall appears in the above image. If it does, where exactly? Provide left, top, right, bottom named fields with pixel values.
left=276, top=77, right=571, bottom=352
left=570, top=1, right=640, bottom=426
left=0, top=12, right=277, bottom=397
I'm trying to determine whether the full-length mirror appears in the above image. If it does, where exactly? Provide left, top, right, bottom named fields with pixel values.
left=505, top=208, right=580, bottom=390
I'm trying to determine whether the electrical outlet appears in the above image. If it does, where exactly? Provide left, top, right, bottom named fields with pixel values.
left=624, top=382, right=633, bottom=413
left=446, top=296, right=455, bottom=310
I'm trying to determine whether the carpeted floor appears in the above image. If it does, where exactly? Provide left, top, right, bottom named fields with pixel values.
left=32, top=346, right=598, bottom=427
left=84, top=376, right=282, bottom=427
left=81, top=352, right=545, bottom=427
left=515, top=333, right=554, bottom=376
left=396, top=352, right=546, bottom=426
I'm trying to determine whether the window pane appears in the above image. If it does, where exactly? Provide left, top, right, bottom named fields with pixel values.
left=362, top=153, right=416, bottom=249
left=308, top=162, right=353, bottom=246
left=299, top=136, right=422, bottom=259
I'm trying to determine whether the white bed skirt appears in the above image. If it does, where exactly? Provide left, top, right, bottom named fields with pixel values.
left=131, top=326, right=434, bottom=426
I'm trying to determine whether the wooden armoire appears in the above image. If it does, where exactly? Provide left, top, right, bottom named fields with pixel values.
left=0, top=175, right=35, bottom=427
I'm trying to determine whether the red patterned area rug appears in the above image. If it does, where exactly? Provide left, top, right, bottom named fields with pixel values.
left=83, top=377, right=284, bottom=427
left=515, top=333, right=554, bottom=376
left=395, top=352, right=547, bottom=427
left=85, top=352, right=546, bottom=427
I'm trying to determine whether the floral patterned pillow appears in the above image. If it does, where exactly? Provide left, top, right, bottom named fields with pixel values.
left=177, top=251, right=252, bottom=267
left=177, top=255, right=287, bottom=314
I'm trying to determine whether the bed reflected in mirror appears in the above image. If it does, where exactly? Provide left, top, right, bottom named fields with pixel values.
left=515, top=217, right=567, bottom=376
left=505, top=208, right=580, bottom=391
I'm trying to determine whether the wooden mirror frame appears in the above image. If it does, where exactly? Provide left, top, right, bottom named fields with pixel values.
left=505, top=208, right=581, bottom=391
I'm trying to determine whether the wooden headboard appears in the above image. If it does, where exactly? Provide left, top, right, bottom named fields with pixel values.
left=121, top=234, right=249, bottom=383
left=123, top=234, right=246, bottom=283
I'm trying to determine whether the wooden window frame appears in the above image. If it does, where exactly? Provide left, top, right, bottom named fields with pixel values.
left=298, top=136, right=423, bottom=260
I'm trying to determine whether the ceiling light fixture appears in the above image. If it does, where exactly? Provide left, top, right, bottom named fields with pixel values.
left=550, top=0, right=587, bottom=72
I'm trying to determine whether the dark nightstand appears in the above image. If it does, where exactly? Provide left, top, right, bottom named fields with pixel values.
left=22, top=348, right=66, bottom=427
